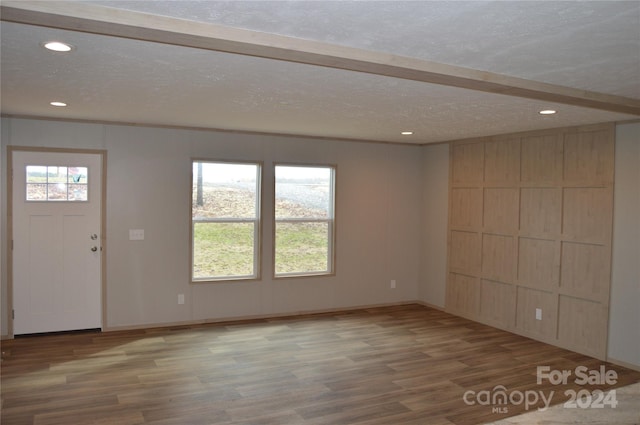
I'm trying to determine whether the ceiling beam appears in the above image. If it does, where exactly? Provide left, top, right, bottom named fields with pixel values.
left=2, top=1, right=639, bottom=116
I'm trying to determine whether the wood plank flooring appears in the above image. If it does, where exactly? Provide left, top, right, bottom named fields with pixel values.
left=2, top=304, right=639, bottom=425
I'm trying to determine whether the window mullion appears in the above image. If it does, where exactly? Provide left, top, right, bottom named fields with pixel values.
left=275, top=218, right=330, bottom=224
left=194, top=217, right=257, bottom=224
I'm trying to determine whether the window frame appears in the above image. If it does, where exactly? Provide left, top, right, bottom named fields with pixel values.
left=190, top=159, right=263, bottom=283
left=273, top=162, right=336, bottom=279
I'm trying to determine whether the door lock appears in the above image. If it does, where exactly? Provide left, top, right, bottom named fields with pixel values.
left=90, top=234, right=98, bottom=240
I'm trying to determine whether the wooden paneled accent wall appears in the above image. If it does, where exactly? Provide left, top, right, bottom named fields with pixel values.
left=446, top=123, right=614, bottom=359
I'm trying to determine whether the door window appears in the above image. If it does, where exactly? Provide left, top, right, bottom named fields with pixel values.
left=26, top=165, right=89, bottom=201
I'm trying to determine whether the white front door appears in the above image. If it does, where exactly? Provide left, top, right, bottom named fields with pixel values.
left=12, top=150, right=102, bottom=334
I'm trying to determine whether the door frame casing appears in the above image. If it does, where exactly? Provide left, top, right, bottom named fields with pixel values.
left=6, top=146, right=107, bottom=338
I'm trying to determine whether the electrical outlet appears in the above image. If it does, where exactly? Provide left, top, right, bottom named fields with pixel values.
left=178, top=294, right=185, bottom=305
left=390, top=280, right=396, bottom=289
left=535, top=308, right=542, bottom=321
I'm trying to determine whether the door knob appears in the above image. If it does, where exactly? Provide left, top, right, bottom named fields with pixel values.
left=91, top=246, right=98, bottom=252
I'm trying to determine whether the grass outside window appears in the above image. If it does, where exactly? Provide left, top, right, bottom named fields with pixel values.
left=193, top=222, right=256, bottom=279
left=274, top=221, right=330, bottom=275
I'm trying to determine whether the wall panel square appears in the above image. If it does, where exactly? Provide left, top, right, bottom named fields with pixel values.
left=521, top=134, right=563, bottom=183
left=518, top=237, right=557, bottom=289
left=516, top=287, right=556, bottom=339
left=560, top=242, right=610, bottom=302
left=480, top=279, right=516, bottom=327
left=483, top=188, right=519, bottom=234
left=563, top=187, right=612, bottom=242
left=447, top=273, right=480, bottom=316
left=449, top=231, right=481, bottom=274
left=482, top=234, right=516, bottom=282
left=558, top=295, right=608, bottom=358
left=484, top=138, right=520, bottom=183
left=450, top=188, right=482, bottom=229
left=452, top=143, right=484, bottom=184
left=564, top=130, right=614, bottom=183
left=520, top=188, right=561, bottom=235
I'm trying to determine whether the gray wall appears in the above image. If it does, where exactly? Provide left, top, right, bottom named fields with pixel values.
left=608, top=122, right=640, bottom=368
left=419, top=143, right=449, bottom=307
left=1, top=117, right=422, bottom=333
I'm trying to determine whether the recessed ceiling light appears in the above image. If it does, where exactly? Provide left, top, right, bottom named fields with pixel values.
left=539, top=109, right=557, bottom=115
left=50, top=101, right=67, bottom=107
left=401, top=131, right=414, bottom=135
left=42, top=41, right=74, bottom=52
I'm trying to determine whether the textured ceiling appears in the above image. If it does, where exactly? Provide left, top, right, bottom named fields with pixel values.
left=90, top=0, right=640, bottom=97
left=1, top=1, right=639, bottom=144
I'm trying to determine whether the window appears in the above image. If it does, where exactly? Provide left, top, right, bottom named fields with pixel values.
left=274, top=164, right=335, bottom=277
left=191, top=161, right=261, bottom=281
left=26, top=165, right=88, bottom=201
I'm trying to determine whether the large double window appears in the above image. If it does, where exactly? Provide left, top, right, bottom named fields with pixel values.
left=191, top=161, right=335, bottom=282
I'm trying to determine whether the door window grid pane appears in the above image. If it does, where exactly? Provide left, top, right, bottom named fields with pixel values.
left=26, top=165, right=88, bottom=201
